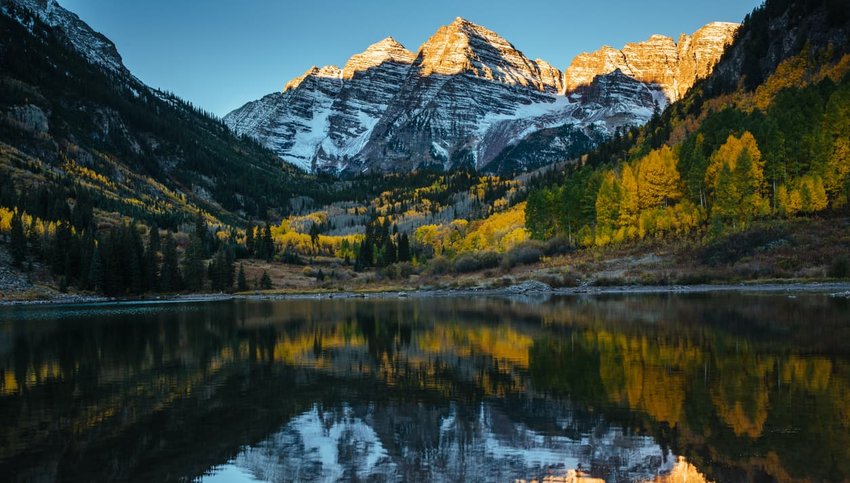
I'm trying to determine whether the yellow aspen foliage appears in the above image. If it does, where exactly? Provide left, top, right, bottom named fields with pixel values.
left=0, top=207, right=12, bottom=233
left=577, top=225, right=594, bottom=248
left=777, top=175, right=828, bottom=216
left=456, top=203, right=528, bottom=253
left=618, top=165, right=640, bottom=239
left=705, top=131, right=764, bottom=192
left=636, top=201, right=704, bottom=240
left=594, top=171, right=622, bottom=246
left=636, top=145, right=682, bottom=209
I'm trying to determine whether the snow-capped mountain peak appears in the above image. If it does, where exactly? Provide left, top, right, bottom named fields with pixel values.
left=224, top=19, right=738, bottom=175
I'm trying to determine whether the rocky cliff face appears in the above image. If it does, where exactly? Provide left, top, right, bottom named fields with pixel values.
left=225, top=38, right=416, bottom=172
left=225, top=18, right=738, bottom=175
left=3, top=0, right=128, bottom=76
left=563, top=22, right=739, bottom=102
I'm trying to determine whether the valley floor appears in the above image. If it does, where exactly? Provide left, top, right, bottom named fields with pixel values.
left=2, top=216, right=849, bottom=305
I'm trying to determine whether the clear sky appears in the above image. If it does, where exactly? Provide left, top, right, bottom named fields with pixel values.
left=61, top=0, right=762, bottom=117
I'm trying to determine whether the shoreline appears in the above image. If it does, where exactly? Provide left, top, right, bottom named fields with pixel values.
left=2, top=281, right=850, bottom=307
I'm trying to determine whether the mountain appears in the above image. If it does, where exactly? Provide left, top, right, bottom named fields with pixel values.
left=0, top=0, right=322, bottom=225
left=225, top=18, right=737, bottom=175
left=524, top=0, right=850, bottom=250
left=224, top=38, right=416, bottom=173
left=563, top=22, right=740, bottom=102
left=5, top=0, right=127, bottom=76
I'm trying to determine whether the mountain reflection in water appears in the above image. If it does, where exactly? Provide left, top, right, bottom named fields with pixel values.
left=1, top=293, right=848, bottom=482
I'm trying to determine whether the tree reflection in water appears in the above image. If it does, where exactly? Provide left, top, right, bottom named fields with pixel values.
left=0, top=293, right=848, bottom=482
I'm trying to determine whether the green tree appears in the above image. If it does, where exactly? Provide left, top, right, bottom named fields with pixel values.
left=259, top=270, right=272, bottom=289
left=237, top=263, right=247, bottom=291
left=9, top=210, right=26, bottom=267
left=711, top=164, right=740, bottom=226
left=160, top=232, right=181, bottom=292
left=594, top=171, right=622, bottom=245
left=88, top=245, right=103, bottom=292
left=183, top=234, right=206, bottom=291
left=397, top=233, right=411, bottom=262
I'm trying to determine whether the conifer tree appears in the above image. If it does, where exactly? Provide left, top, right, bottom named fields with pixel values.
left=9, top=210, right=26, bottom=267
left=183, top=234, right=206, bottom=291
left=397, top=233, right=411, bottom=262
left=260, top=270, right=272, bottom=289
left=160, top=232, right=181, bottom=292
left=237, top=263, right=247, bottom=291
left=88, top=245, right=103, bottom=292
left=245, top=224, right=255, bottom=256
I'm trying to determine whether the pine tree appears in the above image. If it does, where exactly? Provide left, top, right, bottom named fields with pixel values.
left=88, top=245, right=104, bottom=292
left=397, top=233, right=411, bottom=262
left=160, top=232, right=181, bottom=292
left=127, top=224, right=145, bottom=294
left=260, top=270, right=272, bottom=289
left=144, top=227, right=160, bottom=292
left=193, top=215, right=210, bottom=258
left=183, top=234, right=206, bottom=291
left=209, top=247, right=235, bottom=292
left=237, top=263, right=247, bottom=291
left=263, top=224, right=274, bottom=261
left=9, top=210, right=26, bottom=267
left=245, top=224, right=255, bottom=256
left=149, top=224, right=161, bottom=254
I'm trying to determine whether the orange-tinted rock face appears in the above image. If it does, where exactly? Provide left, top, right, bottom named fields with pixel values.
left=416, top=17, right=562, bottom=93
left=226, top=19, right=737, bottom=174
left=342, top=37, right=415, bottom=80
left=563, top=22, right=739, bottom=101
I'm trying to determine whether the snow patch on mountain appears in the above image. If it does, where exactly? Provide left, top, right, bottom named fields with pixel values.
left=224, top=18, right=738, bottom=174
left=5, top=0, right=129, bottom=76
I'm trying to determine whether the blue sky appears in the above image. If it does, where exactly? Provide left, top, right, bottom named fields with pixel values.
left=62, top=0, right=762, bottom=117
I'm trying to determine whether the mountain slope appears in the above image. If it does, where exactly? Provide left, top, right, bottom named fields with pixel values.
left=524, top=0, right=850, bottom=252
left=225, top=18, right=737, bottom=175
left=0, top=0, right=322, bottom=225
left=225, top=39, right=416, bottom=172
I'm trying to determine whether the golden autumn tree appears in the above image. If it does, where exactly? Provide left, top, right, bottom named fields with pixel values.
left=777, top=175, right=828, bottom=216
left=617, top=165, right=640, bottom=240
left=636, top=145, right=682, bottom=209
left=594, top=171, right=622, bottom=246
left=705, top=132, right=765, bottom=192
left=706, top=132, right=769, bottom=225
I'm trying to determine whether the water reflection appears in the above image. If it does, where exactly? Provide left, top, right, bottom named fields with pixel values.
left=0, top=294, right=848, bottom=482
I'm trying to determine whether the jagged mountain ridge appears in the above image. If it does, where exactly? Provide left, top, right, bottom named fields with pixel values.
left=563, top=22, right=740, bottom=101
left=225, top=18, right=738, bottom=174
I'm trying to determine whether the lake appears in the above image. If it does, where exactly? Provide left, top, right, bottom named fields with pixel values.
left=1, top=292, right=849, bottom=482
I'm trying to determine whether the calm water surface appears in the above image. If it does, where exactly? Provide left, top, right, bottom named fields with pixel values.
left=1, top=293, right=849, bottom=482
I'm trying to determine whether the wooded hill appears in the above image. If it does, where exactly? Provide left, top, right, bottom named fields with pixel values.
left=525, top=0, right=850, bottom=248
